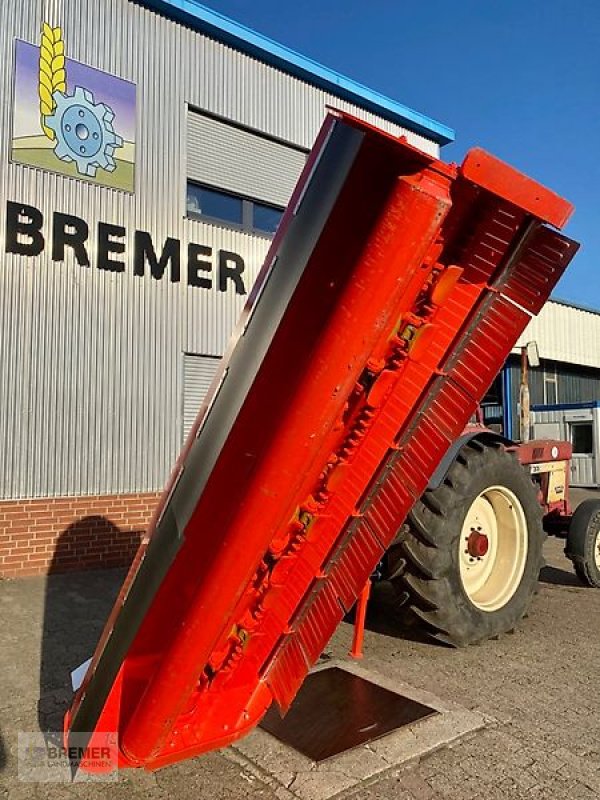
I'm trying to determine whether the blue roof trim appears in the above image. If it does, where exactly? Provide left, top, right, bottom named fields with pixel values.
left=532, top=401, right=600, bottom=411
left=136, top=0, right=455, bottom=145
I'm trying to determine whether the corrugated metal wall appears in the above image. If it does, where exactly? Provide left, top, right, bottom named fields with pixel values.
left=182, top=353, right=221, bottom=439
left=506, top=356, right=600, bottom=437
left=0, top=0, right=439, bottom=499
left=514, top=300, right=600, bottom=370
left=531, top=406, right=599, bottom=487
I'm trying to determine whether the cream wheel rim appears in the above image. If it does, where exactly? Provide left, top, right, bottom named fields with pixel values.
left=595, top=530, right=600, bottom=571
left=459, top=486, right=528, bottom=612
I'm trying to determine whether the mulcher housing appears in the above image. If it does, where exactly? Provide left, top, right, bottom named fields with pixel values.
left=65, top=112, right=578, bottom=770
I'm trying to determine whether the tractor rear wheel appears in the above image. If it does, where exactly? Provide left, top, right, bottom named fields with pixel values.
left=566, top=499, right=600, bottom=588
left=385, top=439, right=544, bottom=646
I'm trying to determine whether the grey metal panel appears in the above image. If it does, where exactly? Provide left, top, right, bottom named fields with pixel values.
left=507, top=359, right=600, bottom=440
left=515, top=300, right=600, bottom=370
left=187, top=111, right=306, bottom=206
left=570, top=456, right=596, bottom=488
left=182, top=353, right=221, bottom=439
left=531, top=421, right=561, bottom=440
left=557, top=368, right=600, bottom=405
left=532, top=407, right=599, bottom=487
left=0, top=0, right=439, bottom=500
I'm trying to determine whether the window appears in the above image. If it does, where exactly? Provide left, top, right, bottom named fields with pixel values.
left=186, top=181, right=284, bottom=236
left=186, top=110, right=305, bottom=235
left=186, top=184, right=243, bottom=226
left=252, top=202, right=283, bottom=235
left=543, top=370, right=558, bottom=405
left=571, top=422, right=593, bottom=455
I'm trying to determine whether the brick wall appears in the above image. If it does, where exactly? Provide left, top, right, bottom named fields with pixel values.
left=0, top=492, right=161, bottom=578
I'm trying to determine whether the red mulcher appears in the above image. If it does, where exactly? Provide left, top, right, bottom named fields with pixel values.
left=64, top=111, right=578, bottom=771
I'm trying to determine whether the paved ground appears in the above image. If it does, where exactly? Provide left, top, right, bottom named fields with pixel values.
left=1, top=489, right=599, bottom=799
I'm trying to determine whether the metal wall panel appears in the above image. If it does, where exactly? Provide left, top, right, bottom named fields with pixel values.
left=515, top=300, right=600, bottom=370
left=0, top=0, right=439, bottom=499
left=187, top=111, right=306, bottom=206
left=182, top=353, right=221, bottom=440
left=531, top=407, right=599, bottom=487
left=506, top=357, right=600, bottom=440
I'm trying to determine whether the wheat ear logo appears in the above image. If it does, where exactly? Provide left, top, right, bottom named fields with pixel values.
left=38, top=23, right=66, bottom=140
left=37, top=23, right=123, bottom=177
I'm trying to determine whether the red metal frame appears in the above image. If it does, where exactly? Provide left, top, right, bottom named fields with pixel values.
left=349, top=580, right=371, bottom=659
left=65, top=111, right=578, bottom=772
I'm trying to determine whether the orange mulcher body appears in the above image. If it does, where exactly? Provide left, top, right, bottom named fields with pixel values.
left=65, top=112, right=578, bottom=771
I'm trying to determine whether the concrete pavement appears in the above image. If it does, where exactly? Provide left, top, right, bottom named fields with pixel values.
left=0, top=500, right=599, bottom=799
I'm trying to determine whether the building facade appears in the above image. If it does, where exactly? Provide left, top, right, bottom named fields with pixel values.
left=0, top=0, right=452, bottom=576
left=482, top=299, right=600, bottom=453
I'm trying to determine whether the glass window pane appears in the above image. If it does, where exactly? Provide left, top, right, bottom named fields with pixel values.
left=253, top=202, right=283, bottom=235
left=571, top=423, right=593, bottom=454
left=186, top=184, right=243, bottom=225
left=544, top=376, right=558, bottom=405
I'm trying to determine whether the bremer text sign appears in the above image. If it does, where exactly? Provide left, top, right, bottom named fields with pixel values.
left=5, top=201, right=247, bottom=294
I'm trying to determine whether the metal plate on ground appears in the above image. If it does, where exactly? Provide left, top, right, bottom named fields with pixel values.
left=260, top=666, right=437, bottom=761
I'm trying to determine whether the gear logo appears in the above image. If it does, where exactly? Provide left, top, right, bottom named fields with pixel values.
left=11, top=24, right=136, bottom=192
left=45, top=87, right=123, bottom=177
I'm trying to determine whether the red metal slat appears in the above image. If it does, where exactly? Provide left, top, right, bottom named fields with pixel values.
left=451, top=201, right=524, bottom=285
left=426, top=378, right=480, bottom=440
left=293, top=583, right=345, bottom=664
left=360, top=413, right=460, bottom=553
left=263, top=555, right=316, bottom=626
left=264, top=637, right=310, bottom=713
left=266, top=583, right=344, bottom=711
left=325, top=520, right=386, bottom=611
left=500, top=227, right=580, bottom=314
left=261, top=279, right=530, bottom=699
left=445, top=296, right=531, bottom=401
left=354, top=464, right=419, bottom=548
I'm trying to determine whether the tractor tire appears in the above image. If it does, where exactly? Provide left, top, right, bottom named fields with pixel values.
left=566, top=499, right=600, bottom=588
left=385, top=439, right=544, bottom=646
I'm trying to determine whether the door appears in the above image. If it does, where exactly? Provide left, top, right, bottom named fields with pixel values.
left=569, top=420, right=595, bottom=487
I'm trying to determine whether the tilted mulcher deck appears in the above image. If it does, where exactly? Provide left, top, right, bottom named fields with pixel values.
left=65, top=112, right=578, bottom=770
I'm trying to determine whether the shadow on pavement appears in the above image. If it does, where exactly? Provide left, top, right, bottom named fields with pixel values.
left=38, top=517, right=138, bottom=738
left=0, top=730, right=5, bottom=771
left=539, top=564, right=583, bottom=587
left=360, top=582, right=446, bottom=647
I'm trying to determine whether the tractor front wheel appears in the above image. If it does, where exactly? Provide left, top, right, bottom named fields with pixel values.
left=566, top=499, right=600, bottom=588
left=385, top=440, right=544, bottom=646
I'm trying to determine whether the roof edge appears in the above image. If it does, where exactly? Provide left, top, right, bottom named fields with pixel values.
left=549, top=296, right=600, bottom=317
left=134, top=0, right=455, bottom=145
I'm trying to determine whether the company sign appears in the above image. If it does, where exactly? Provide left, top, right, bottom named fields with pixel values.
left=12, top=25, right=135, bottom=192
left=8, top=23, right=249, bottom=294
left=5, top=202, right=247, bottom=295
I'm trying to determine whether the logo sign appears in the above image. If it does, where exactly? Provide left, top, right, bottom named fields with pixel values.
left=11, top=24, right=136, bottom=192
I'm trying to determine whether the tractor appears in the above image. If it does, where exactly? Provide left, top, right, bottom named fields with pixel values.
left=381, top=426, right=600, bottom=646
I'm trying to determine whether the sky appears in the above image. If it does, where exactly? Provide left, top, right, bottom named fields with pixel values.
left=204, top=0, right=600, bottom=308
